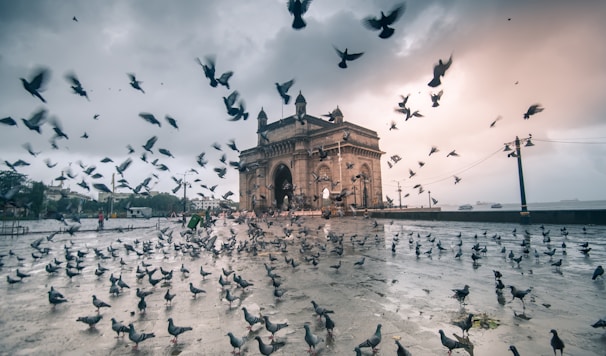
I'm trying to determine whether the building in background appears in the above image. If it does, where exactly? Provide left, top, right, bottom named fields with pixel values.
left=238, top=92, right=384, bottom=212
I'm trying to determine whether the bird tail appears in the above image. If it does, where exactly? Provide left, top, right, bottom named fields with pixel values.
left=379, top=27, right=395, bottom=39
left=292, top=16, right=306, bottom=29
left=339, top=61, right=347, bottom=69
left=284, top=94, right=291, bottom=105
left=428, top=77, right=441, bottom=87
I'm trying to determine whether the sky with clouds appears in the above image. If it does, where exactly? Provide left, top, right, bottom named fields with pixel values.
left=1, top=0, right=605, bottom=207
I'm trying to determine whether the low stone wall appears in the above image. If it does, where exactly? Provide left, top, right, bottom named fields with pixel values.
left=369, top=209, right=606, bottom=225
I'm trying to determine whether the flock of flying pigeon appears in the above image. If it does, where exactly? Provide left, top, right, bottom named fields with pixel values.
left=1, top=0, right=547, bottom=209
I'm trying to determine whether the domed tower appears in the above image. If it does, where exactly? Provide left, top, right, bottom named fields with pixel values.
left=295, top=91, right=306, bottom=119
left=257, top=107, right=268, bottom=145
left=332, top=106, right=343, bottom=124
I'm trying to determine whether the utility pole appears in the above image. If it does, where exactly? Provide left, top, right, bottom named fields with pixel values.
left=394, top=180, right=402, bottom=209
left=504, top=135, right=534, bottom=224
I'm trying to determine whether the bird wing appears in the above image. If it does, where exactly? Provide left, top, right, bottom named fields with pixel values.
left=363, top=16, right=383, bottom=30
left=30, top=69, right=49, bottom=90
left=345, top=51, right=364, bottom=61
left=385, top=2, right=406, bottom=25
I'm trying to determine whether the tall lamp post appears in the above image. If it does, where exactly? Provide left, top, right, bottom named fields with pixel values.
left=393, top=180, right=402, bottom=209
left=504, top=135, right=534, bottom=225
left=428, top=191, right=432, bottom=209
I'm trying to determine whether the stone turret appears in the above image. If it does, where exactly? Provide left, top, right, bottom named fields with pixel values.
left=295, top=91, right=306, bottom=118
left=257, top=107, right=268, bottom=145
left=332, top=106, right=343, bottom=124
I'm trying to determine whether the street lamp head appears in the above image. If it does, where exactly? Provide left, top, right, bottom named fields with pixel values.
left=524, top=139, right=534, bottom=147
left=503, top=144, right=512, bottom=152
left=507, top=152, right=518, bottom=158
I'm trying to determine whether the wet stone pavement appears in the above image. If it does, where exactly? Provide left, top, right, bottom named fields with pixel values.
left=0, top=215, right=605, bottom=355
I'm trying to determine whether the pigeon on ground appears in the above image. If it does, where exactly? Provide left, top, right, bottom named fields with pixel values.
left=255, top=335, right=285, bottom=355
left=509, top=285, right=531, bottom=308
left=288, top=0, right=312, bottom=30
left=550, top=329, right=564, bottom=355
left=324, top=314, right=335, bottom=335
left=311, top=300, right=334, bottom=319
left=164, top=289, right=176, bottom=304
left=21, top=67, right=50, bottom=103
left=168, top=317, right=192, bottom=343
left=428, top=55, right=453, bottom=87
left=334, top=47, right=364, bottom=69
left=263, top=316, right=289, bottom=339
left=363, top=2, right=406, bottom=39
left=592, top=265, right=604, bottom=280
left=304, top=323, right=323, bottom=354
left=48, top=288, right=68, bottom=306
left=396, top=339, right=412, bottom=356
left=92, top=295, right=111, bottom=312
left=452, top=285, right=470, bottom=305
left=453, top=313, right=474, bottom=336
left=227, top=332, right=247, bottom=354
left=76, top=314, right=103, bottom=328
left=439, top=329, right=465, bottom=355
left=189, top=282, right=205, bottom=298
left=354, top=257, right=366, bottom=266
left=242, top=307, right=264, bottom=330
left=591, top=319, right=606, bottom=329
left=357, top=324, right=382, bottom=352
left=137, top=295, right=147, bottom=313
left=128, top=323, right=155, bottom=350
left=509, top=345, right=521, bottom=356
left=111, top=318, right=130, bottom=337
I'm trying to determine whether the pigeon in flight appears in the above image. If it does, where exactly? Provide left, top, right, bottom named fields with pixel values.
left=454, top=176, right=462, bottom=184
left=490, top=115, right=502, bottom=128
left=446, top=150, right=459, bottom=157
left=275, top=79, right=295, bottom=105
left=523, top=104, right=544, bottom=119
left=21, top=67, right=50, bottom=103
left=363, top=2, right=406, bottom=39
left=142, top=135, right=158, bottom=153
left=216, top=71, right=233, bottom=89
left=165, top=115, right=179, bottom=129
left=65, top=72, right=89, bottom=100
left=428, top=55, right=453, bottom=87
left=127, top=73, right=145, bottom=93
left=429, top=146, right=439, bottom=156
left=334, top=47, right=364, bottom=68
left=139, top=112, right=161, bottom=127
left=430, top=90, right=443, bottom=107
left=398, top=94, right=410, bottom=108
left=21, top=109, right=48, bottom=134
left=195, top=56, right=218, bottom=87
left=0, top=116, right=18, bottom=126
left=288, top=0, right=312, bottom=30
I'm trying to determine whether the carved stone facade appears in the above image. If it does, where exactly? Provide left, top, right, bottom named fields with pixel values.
left=238, top=92, right=384, bottom=211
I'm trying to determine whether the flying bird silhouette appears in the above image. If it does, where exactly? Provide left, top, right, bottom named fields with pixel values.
left=334, top=46, right=364, bottom=69
left=490, top=115, right=502, bottom=128
left=195, top=56, right=217, bottom=87
left=428, top=55, right=453, bottom=87
left=523, top=104, right=544, bottom=119
left=363, top=2, right=406, bottom=39
left=139, top=113, right=161, bottom=127
left=275, top=79, right=295, bottom=105
left=288, top=0, right=312, bottom=30
left=65, top=72, right=89, bottom=100
left=165, top=115, right=179, bottom=129
left=127, top=73, right=145, bottom=93
left=430, top=90, right=443, bottom=107
left=21, top=68, right=50, bottom=103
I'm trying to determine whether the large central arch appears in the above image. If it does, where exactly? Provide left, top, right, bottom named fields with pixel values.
left=274, top=163, right=293, bottom=209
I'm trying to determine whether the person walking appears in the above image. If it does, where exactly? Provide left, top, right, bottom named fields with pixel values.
left=98, top=210, right=104, bottom=230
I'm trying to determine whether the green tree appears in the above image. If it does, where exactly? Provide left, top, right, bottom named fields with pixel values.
left=28, top=181, right=46, bottom=218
